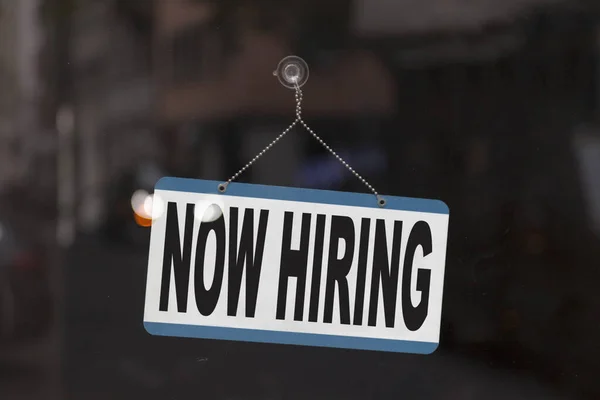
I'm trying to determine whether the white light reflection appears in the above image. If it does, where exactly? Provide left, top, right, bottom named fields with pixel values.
left=194, top=199, right=225, bottom=223
left=131, top=189, right=149, bottom=213
left=149, top=194, right=166, bottom=220
left=143, top=195, right=153, bottom=217
left=131, top=190, right=166, bottom=221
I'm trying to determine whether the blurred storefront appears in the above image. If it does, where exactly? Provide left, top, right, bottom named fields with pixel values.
left=0, top=0, right=44, bottom=194
left=68, top=1, right=156, bottom=232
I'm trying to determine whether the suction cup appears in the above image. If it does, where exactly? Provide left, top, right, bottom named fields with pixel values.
left=273, top=55, right=309, bottom=89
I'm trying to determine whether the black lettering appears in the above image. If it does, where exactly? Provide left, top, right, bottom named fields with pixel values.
left=323, top=216, right=355, bottom=324
left=159, top=202, right=195, bottom=313
left=308, top=214, right=326, bottom=322
left=276, top=212, right=311, bottom=321
left=194, top=207, right=226, bottom=316
left=402, top=221, right=433, bottom=331
left=368, top=220, right=402, bottom=328
left=227, top=207, right=269, bottom=317
left=352, top=218, right=371, bottom=326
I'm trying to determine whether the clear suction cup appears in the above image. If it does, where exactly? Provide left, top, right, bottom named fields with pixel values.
left=273, top=55, right=309, bottom=89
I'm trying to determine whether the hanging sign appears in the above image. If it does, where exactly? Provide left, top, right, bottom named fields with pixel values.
left=143, top=177, right=449, bottom=354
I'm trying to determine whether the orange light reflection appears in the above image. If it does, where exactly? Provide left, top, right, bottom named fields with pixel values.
left=133, top=211, right=152, bottom=227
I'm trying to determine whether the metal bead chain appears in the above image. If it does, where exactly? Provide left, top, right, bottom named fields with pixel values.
left=218, top=119, right=297, bottom=193
left=293, top=85, right=385, bottom=206
left=220, top=84, right=386, bottom=207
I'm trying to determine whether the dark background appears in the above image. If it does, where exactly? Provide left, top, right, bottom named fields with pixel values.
left=1, top=0, right=600, bottom=398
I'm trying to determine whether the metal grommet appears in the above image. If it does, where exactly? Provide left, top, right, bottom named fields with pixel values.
left=378, top=197, right=386, bottom=208
left=273, top=55, right=309, bottom=89
left=218, top=183, right=227, bottom=193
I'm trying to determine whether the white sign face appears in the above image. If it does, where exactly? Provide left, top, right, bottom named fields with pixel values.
left=144, top=177, right=450, bottom=354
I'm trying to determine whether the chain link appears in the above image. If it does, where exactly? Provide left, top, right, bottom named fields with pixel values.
left=219, top=83, right=386, bottom=207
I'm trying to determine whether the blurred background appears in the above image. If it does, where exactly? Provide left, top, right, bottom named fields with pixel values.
left=1, top=0, right=600, bottom=398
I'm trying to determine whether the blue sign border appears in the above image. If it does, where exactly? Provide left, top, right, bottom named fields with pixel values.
left=145, top=177, right=448, bottom=354
left=144, top=322, right=438, bottom=354
left=154, top=177, right=449, bottom=215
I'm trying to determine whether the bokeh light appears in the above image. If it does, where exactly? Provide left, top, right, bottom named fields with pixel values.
left=131, top=189, right=149, bottom=214
left=194, top=200, right=225, bottom=223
